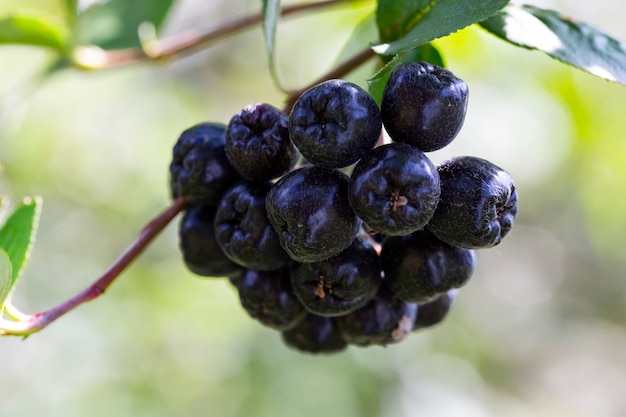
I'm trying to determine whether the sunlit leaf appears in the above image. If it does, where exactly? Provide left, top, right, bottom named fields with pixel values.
left=374, top=0, right=509, bottom=56
left=0, top=13, right=71, bottom=52
left=367, top=43, right=444, bottom=106
left=0, top=197, right=42, bottom=289
left=480, top=4, right=626, bottom=85
left=334, top=11, right=377, bottom=66
left=0, top=249, right=11, bottom=312
left=77, top=0, right=175, bottom=50
left=262, top=0, right=283, bottom=90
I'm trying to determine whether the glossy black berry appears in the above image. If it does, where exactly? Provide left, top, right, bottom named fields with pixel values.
left=226, top=103, right=298, bottom=181
left=289, top=79, right=382, bottom=168
left=413, top=290, right=457, bottom=331
left=282, top=314, right=347, bottom=354
left=427, top=156, right=518, bottom=248
left=289, top=236, right=381, bottom=317
left=381, top=62, right=468, bottom=152
left=170, top=123, right=240, bottom=203
left=349, top=143, right=440, bottom=236
left=382, top=229, right=475, bottom=303
left=178, top=203, right=244, bottom=278
left=214, top=181, right=290, bottom=271
left=265, top=166, right=362, bottom=263
left=236, top=267, right=306, bottom=331
left=336, top=285, right=417, bottom=347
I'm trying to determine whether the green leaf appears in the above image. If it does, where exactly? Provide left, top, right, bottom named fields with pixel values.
left=334, top=12, right=378, bottom=66
left=367, top=43, right=444, bottom=106
left=374, top=0, right=509, bottom=56
left=77, top=0, right=175, bottom=50
left=0, top=249, right=12, bottom=312
left=480, top=4, right=626, bottom=85
left=0, top=12, right=71, bottom=52
left=0, top=197, right=42, bottom=289
left=262, top=0, right=283, bottom=90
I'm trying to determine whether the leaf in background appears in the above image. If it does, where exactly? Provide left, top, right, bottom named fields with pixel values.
left=0, top=197, right=42, bottom=290
left=367, top=43, right=444, bottom=106
left=480, top=4, right=626, bottom=85
left=63, top=0, right=79, bottom=25
left=0, top=13, right=72, bottom=52
left=262, top=0, right=284, bottom=90
left=374, top=0, right=509, bottom=56
left=334, top=11, right=378, bottom=66
left=77, top=0, right=175, bottom=50
left=0, top=249, right=11, bottom=312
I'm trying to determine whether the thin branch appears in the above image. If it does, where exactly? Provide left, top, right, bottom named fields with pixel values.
left=73, top=0, right=354, bottom=70
left=282, top=46, right=377, bottom=114
left=0, top=198, right=188, bottom=337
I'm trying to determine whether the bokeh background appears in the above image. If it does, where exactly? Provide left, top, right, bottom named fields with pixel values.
left=1, top=0, right=625, bottom=416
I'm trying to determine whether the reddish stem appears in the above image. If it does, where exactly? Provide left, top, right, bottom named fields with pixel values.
left=0, top=198, right=187, bottom=336
left=74, top=0, right=353, bottom=70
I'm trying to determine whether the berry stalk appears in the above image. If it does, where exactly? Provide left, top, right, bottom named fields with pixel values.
left=0, top=197, right=187, bottom=337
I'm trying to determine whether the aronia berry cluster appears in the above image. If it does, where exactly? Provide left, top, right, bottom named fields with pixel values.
left=169, top=62, right=518, bottom=354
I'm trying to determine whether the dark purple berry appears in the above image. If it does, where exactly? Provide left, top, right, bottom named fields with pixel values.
left=427, top=156, right=518, bottom=248
left=289, top=79, right=382, bottom=168
left=214, top=181, right=290, bottom=271
left=381, top=230, right=476, bottom=303
left=281, top=314, right=347, bottom=354
left=226, top=103, right=298, bottom=181
left=349, top=143, right=440, bottom=236
left=265, top=166, right=362, bottom=263
left=381, top=62, right=468, bottom=152
left=336, top=285, right=417, bottom=347
left=413, top=290, right=457, bottom=331
left=289, top=236, right=381, bottom=317
left=170, top=123, right=240, bottom=203
left=178, top=203, right=244, bottom=278
left=237, top=267, right=306, bottom=331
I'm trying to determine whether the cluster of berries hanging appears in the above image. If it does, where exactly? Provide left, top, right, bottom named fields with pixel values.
left=169, top=62, right=518, bottom=354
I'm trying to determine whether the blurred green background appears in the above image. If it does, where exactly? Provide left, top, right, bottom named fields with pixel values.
left=1, top=0, right=625, bottom=416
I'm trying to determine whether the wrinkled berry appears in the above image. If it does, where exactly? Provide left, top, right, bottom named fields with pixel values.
left=289, top=79, right=382, bottom=168
left=265, top=166, right=361, bottom=263
left=382, top=229, right=475, bottom=303
left=178, top=202, right=244, bottom=278
left=214, top=181, right=290, bottom=271
left=170, top=123, right=240, bottom=203
left=282, top=314, right=347, bottom=354
left=381, top=62, right=468, bottom=152
left=336, top=285, right=417, bottom=347
left=349, top=143, right=440, bottom=235
left=413, top=290, right=457, bottom=331
left=427, top=156, right=518, bottom=248
left=237, top=267, right=306, bottom=331
left=226, top=103, right=298, bottom=181
left=290, top=236, right=381, bottom=317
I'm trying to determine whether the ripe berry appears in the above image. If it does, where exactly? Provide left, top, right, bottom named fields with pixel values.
left=289, top=236, right=381, bottom=317
left=226, top=103, right=298, bottom=181
left=265, top=166, right=361, bottom=263
left=336, top=285, right=417, bottom=347
left=282, top=314, right=347, bottom=354
left=381, top=229, right=475, bottom=303
left=381, top=62, right=468, bottom=152
left=170, top=123, right=240, bottom=203
left=178, top=202, right=244, bottom=278
left=236, top=267, right=306, bottom=331
left=413, top=290, right=457, bottom=331
left=427, top=156, right=518, bottom=248
left=349, top=143, right=440, bottom=236
left=214, top=181, right=290, bottom=271
left=289, top=79, right=382, bottom=168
